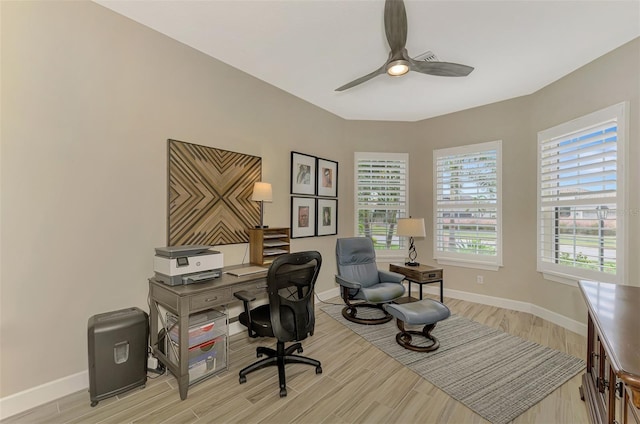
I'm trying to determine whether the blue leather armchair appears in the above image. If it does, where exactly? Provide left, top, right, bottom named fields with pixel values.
left=335, top=237, right=406, bottom=324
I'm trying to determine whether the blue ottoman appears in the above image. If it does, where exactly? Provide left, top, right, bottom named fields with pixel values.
left=384, top=299, right=451, bottom=352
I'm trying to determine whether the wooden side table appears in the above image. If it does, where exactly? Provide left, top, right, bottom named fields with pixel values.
left=389, top=263, right=444, bottom=303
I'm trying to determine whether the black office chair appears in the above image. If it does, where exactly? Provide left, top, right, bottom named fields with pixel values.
left=234, top=251, right=323, bottom=397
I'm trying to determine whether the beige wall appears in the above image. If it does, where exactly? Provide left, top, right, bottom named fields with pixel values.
left=0, top=0, right=350, bottom=397
left=411, top=97, right=536, bottom=303
left=1, top=0, right=638, bottom=401
left=530, top=39, right=640, bottom=308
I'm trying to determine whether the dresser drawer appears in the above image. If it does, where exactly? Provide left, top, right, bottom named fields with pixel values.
left=627, top=387, right=640, bottom=424
left=190, top=288, right=232, bottom=310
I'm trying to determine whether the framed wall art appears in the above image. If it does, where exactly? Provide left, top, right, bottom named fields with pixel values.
left=167, top=139, right=261, bottom=246
left=291, top=196, right=316, bottom=238
left=316, top=198, right=337, bottom=236
left=317, top=158, right=338, bottom=197
left=291, top=152, right=316, bottom=195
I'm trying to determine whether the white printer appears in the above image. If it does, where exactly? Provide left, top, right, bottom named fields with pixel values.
left=154, top=245, right=224, bottom=286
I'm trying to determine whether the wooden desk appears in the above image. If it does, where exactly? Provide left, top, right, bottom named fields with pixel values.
left=579, top=281, right=640, bottom=424
left=389, top=263, right=444, bottom=303
left=149, top=264, right=269, bottom=400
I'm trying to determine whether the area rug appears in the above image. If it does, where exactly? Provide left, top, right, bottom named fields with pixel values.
left=320, top=304, right=585, bottom=424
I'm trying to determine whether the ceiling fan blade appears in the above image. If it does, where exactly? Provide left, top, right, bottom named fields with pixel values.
left=335, top=64, right=387, bottom=91
left=410, top=59, right=474, bottom=77
left=336, top=0, right=473, bottom=93
left=384, top=0, right=407, bottom=53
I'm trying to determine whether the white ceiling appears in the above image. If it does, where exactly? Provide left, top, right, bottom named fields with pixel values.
left=95, top=0, right=640, bottom=122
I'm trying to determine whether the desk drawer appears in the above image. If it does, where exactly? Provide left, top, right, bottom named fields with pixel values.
left=233, top=280, right=269, bottom=297
left=190, top=288, right=232, bottom=310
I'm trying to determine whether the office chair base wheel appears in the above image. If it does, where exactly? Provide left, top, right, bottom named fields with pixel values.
left=316, top=366, right=322, bottom=374
left=256, top=346, right=275, bottom=359
left=279, top=388, right=287, bottom=397
left=297, top=347, right=303, bottom=353
left=239, top=376, right=247, bottom=384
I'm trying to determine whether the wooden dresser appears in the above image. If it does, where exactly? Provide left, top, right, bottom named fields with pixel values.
left=579, top=281, right=640, bottom=424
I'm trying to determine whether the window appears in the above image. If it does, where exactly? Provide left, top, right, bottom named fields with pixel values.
left=354, top=152, right=408, bottom=257
left=433, top=141, right=502, bottom=270
left=537, top=103, right=627, bottom=285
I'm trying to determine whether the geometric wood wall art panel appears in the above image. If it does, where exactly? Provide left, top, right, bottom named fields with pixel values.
left=167, top=139, right=262, bottom=246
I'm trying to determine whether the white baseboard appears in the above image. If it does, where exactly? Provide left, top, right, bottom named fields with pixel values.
left=0, top=284, right=583, bottom=420
left=530, top=303, right=587, bottom=336
left=418, top=285, right=587, bottom=336
left=0, top=370, right=89, bottom=420
left=316, top=283, right=586, bottom=336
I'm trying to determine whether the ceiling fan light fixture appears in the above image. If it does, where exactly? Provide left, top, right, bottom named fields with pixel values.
left=386, top=59, right=409, bottom=76
left=335, top=0, right=473, bottom=91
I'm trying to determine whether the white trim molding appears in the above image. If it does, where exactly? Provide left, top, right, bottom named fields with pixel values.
left=418, top=285, right=586, bottom=336
left=0, top=371, right=89, bottom=421
left=318, top=284, right=586, bottom=336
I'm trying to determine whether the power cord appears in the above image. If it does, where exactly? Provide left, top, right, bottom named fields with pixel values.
left=314, top=292, right=342, bottom=306
left=144, top=300, right=168, bottom=378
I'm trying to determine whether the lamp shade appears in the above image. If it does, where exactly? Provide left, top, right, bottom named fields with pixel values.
left=397, top=218, right=426, bottom=237
left=251, top=182, right=272, bottom=202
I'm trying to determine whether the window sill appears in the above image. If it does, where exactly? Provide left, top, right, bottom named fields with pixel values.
left=538, top=264, right=619, bottom=286
left=435, top=258, right=501, bottom=271
left=541, top=272, right=578, bottom=287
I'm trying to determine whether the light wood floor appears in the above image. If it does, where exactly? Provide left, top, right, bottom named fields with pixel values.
left=3, top=296, right=589, bottom=424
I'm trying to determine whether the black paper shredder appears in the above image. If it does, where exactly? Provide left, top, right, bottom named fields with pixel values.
left=87, top=307, right=148, bottom=406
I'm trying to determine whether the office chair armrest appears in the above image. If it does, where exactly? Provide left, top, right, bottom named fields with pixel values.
left=335, top=275, right=362, bottom=289
left=234, top=290, right=257, bottom=336
left=378, top=270, right=405, bottom=284
left=234, top=290, right=256, bottom=303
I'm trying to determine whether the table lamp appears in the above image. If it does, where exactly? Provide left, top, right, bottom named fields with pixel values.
left=397, top=217, right=426, bottom=266
left=251, top=182, right=272, bottom=228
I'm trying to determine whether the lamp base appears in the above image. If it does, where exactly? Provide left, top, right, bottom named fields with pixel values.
left=405, top=237, right=420, bottom=267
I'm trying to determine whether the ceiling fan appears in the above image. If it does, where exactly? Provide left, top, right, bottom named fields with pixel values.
left=335, top=0, right=474, bottom=92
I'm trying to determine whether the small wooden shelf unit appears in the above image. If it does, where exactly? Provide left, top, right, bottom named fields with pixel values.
left=249, top=227, right=291, bottom=265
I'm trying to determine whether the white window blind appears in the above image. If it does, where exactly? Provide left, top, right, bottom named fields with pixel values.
left=354, top=152, right=408, bottom=256
left=433, top=140, right=502, bottom=269
left=537, top=102, right=627, bottom=284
